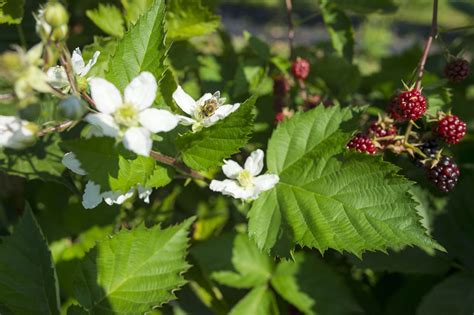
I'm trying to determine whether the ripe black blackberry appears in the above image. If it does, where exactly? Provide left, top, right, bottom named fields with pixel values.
left=426, top=156, right=460, bottom=193
left=412, top=140, right=439, bottom=167
left=445, top=58, right=470, bottom=82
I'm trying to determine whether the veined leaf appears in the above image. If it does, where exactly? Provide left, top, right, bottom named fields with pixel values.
left=0, top=0, right=24, bottom=24
left=248, top=106, right=443, bottom=257
left=0, top=207, right=60, bottom=315
left=106, top=0, right=167, bottom=91
left=86, top=4, right=125, bottom=38
left=176, top=96, right=256, bottom=171
left=73, top=218, right=194, bottom=313
left=272, top=252, right=360, bottom=315
left=121, top=0, right=153, bottom=25
left=167, top=0, right=221, bottom=41
left=229, top=285, right=278, bottom=315
left=82, top=36, right=118, bottom=78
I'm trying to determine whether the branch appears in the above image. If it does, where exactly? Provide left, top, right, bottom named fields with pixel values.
left=285, top=0, right=295, bottom=58
left=149, top=150, right=206, bottom=181
left=415, top=0, right=438, bottom=90
left=37, top=120, right=74, bottom=136
left=0, top=93, right=15, bottom=101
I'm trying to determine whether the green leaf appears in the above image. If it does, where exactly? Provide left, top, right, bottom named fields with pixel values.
left=67, top=304, right=89, bottom=315
left=317, top=54, right=360, bottom=98
left=212, top=233, right=273, bottom=289
left=166, top=0, right=221, bottom=41
left=106, top=0, right=167, bottom=91
left=0, top=207, right=60, bottom=315
left=176, top=96, right=256, bottom=171
left=0, top=0, right=24, bottom=24
left=320, top=0, right=354, bottom=62
left=417, top=273, right=474, bottom=315
left=229, top=285, right=279, bottom=315
left=73, top=217, right=194, bottom=313
left=332, top=0, right=399, bottom=14
left=271, top=252, right=360, bottom=315
left=63, top=137, right=168, bottom=192
left=121, top=0, right=153, bottom=25
left=248, top=106, right=443, bottom=257
left=82, top=36, right=118, bottom=78
left=86, top=4, right=125, bottom=38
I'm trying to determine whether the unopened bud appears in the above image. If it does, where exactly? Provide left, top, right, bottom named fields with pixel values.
left=51, top=24, right=68, bottom=41
left=44, top=2, right=69, bottom=27
left=59, top=96, right=86, bottom=120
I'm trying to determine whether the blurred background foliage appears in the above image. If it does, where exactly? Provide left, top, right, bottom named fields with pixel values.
left=0, top=0, right=473, bottom=314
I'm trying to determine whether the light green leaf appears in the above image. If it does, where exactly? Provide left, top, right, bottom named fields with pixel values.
left=229, top=285, right=279, bottom=315
left=86, top=4, right=125, bottom=38
left=248, top=106, right=443, bottom=257
left=166, top=0, right=221, bottom=41
left=212, top=233, right=273, bottom=289
left=176, top=96, right=256, bottom=171
left=0, top=0, right=24, bottom=24
left=0, top=207, right=60, bottom=315
left=332, top=0, right=399, bottom=14
left=106, top=0, right=167, bottom=91
left=82, top=36, right=118, bottom=78
left=73, top=217, right=194, bottom=314
left=121, top=0, right=153, bottom=25
left=417, top=273, right=474, bottom=315
left=320, top=0, right=354, bottom=62
left=272, top=252, right=360, bottom=315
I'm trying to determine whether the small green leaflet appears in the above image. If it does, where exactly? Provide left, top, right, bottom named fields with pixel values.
left=248, top=105, right=443, bottom=257
left=0, top=0, right=24, bottom=24
left=63, top=137, right=173, bottom=192
left=176, top=96, right=256, bottom=171
left=106, top=0, right=167, bottom=91
left=229, top=285, right=278, bottom=315
left=86, top=4, right=125, bottom=38
left=0, top=207, right=60, bottom=315
left=73, top=217, right=194, bottom=313
left=167, top=0, right=221, bottom=41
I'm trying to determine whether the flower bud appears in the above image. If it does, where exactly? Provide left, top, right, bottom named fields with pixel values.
left=51, top=24, right=68, bottom=41
left=59, top=96, right=86, bottom=120
left=44, top=2, right=69, bottom=27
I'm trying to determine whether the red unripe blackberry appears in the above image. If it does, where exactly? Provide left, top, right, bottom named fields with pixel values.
left=275, top=111, right=285, bottom=123
left=347, top=134, right=377, bottom=154
left=426, top=156, right=460, bottom=193
left=445, top=58, right=470, bottom=82
left=291, top=57, right=310, bottom=80
left=273, top=75, right=290, bottom=96
left=389, top=89, right=427, bottom=121
left=368, top=121, right=397, bottom=146
left=435, top=114, right=467, bottom=145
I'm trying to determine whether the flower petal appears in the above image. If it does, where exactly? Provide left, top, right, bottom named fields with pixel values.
left=82, top=181, right=103, bottom=209
left=244, top=149, right=264, bottom=176
left=124, top=72, right=157, bottom=110
left=89, top=78, right=122, bottom=114
left=62, top=152, right=87, bottom=175
left=137, top=185, right=152, bottom=203
left=103, top=189, right=134, bottom=205
left=71, top=48, right=85, bottom=76
left=80, top=51, right=100, bottom=77
left=176, top=115, right=196, bottom=126
left=46, top=66, right=68, bottom=89
left=253, top=174, right=279, bottom=192
left=122, top=127, right=152, bottom=156
left=203, top=104, right=240, bottom=127
left=139, top=108, right=178, bottom=133
left=210, top=179, right=254, bottom=200
left=222, top=160, right=243, bottom=179
left=85, top=113, right=119, bottom=137
left=172, top=86, right=196, bottom=116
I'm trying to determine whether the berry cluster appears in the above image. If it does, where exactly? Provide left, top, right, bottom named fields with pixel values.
left=445, top=58, right=470, bottom=83
left=346, top=82, right=468, bottom=192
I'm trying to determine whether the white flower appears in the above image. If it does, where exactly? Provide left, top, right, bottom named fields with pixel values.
left=210, top=149, right=279, bottom=200
left=62, top=152, right=153, bottom=209
left=46, top=48, right=100, bottom=89
left=0, top=116, right=38, bottom=150
left=85, top=72, right=179, bottom=156
left=172, top=86, right=240, bottom=132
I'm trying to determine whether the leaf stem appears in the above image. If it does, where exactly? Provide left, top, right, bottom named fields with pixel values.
left=285, top=0, right=295, bottom=58
left=37, top=120, right=74, bottom=136
left=149, top=150, right=206, bottom=181
left=414, top=0, right=438, bottom=90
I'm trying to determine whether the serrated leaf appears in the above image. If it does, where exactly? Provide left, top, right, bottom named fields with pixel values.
left=86, top=4, right=125, bottom=38
left=248, top=106, right=442, bottom=257
left=166, top=0, right=220, bottom=41
left=121, top=0, right=153, bottom=25
left=176, top=96, right=256, bottom=171
left=417, top=273, right=474, bottom=315
left=82, top=36, right=118, bottom=78
left=229, top=285, right=279, bottom=315
left=0, top=207, right=60, bottom=315
left=320, top=0, right=354, bottom=62
left=73, top=217, right=194, bottom=313
left=106, top=0, right=167, bottom=91
left=212, top=233, right=273, bottom=289
left=271, top=252, right=360, bottom=315
left=63, top=137, right=164, bottom=192
left=0, top=0, right=24, bottom=24
left=146, top=164, right=174, bottom=188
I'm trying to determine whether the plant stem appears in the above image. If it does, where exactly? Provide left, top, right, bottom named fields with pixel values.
left=0, top=93, right=15, bottom=101
left=16, top=25, right=27, bottom=49
left=149, top=151, right=206, bottom=181
left=375, top=135, right=405, bottom=141
left=404, top=120, right=414, bottom=144
left=285, top=0, right=295, bottom=58
left=37, top=120, right=74, bottom=136
left=415, top=0, right=438, bottom=90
